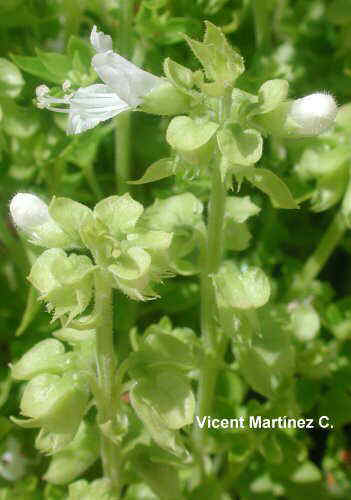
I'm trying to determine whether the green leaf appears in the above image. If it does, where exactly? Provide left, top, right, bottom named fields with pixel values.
left=214, top=261, right=270, bottom=310
left=217, top=125, right=263, bottom=166
left=166, top=116, right=219, bottom=151
left=11, top=54, right=62, bottom=84
left=0, top=58, right=24, bottom=98
left=15, top=286, right=40, bottom=337
left=259, top=434, right=283, bottom=465
left=1, top=100, right=41, bottom=139
left=129, top=158, right=175, bottom=184
left=245, top=168, right=298, bottom=209
left=44, top=421, right=99, bottom=485
left=36, top=49, right=72, bottom=84
left=67, top=36, right=93, bottom=72
left=319, top=387, right=351, bottom=427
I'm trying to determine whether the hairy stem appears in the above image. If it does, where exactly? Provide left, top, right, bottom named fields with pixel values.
left=94, top=270, right=121, bottom=494
left=300, top=210, right=346, bottom=285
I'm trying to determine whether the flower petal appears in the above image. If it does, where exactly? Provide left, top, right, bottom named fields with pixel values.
left=92, top=51, right=163, bottom=107
left=90, top=25, right=113, bottom=53
left=67, top=84, right=130, bottom=135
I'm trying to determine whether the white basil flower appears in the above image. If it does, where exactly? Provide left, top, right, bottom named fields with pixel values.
left=36, top=26, right=163, bottom=135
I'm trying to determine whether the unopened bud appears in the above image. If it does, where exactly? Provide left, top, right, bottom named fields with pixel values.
left=10, top=193, right=50, bottom=232
left=9, top=193, right=72, bottom=248
left=253, top=92, right=338, bottom=138
left=289, top=92, right=338, bottom=135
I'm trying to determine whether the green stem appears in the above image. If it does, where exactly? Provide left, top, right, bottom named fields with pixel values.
left=114, top=0, right=134, bottom=193
left=115, top=112, right=131, bottom=194
left=94, top=270, right=121, bottom=495
left=300, top=211, right=347, bottom=285
left=193, top=156, right=227, bottom=454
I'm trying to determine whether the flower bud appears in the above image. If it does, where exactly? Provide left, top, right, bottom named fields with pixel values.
left=253, top=92, right=338, bottom=137
left=9, top=193, right=72, bottom=248
left=289, top=92, right=338, bottom=135
left=10, top=193, right=50, bottom=231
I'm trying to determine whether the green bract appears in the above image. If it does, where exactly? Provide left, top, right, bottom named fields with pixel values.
left=68, top=478, right=115, bottom=500
left=13, top=372, right=89, bottom=434
left=214, top=262, right=271, bottom=310
left=44, top=421, right=99, bottom=484
left=184, top=21, right=244, bottom=95
left=78, top=193, right=172, bottom=300
left=29, top=249, right=94, bottom=323
left=11, top=339, right=68, bottom=380
left=143, top=193, right=204, bottom=274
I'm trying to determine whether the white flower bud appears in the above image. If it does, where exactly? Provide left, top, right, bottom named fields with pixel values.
left=290, top=92, right=338, bottom=135
left=10, top=193, right=50, bottom=232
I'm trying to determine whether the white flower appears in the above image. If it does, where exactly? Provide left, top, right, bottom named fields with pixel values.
left=36, top=26, right=163, bottom=135
left=290, top=92, right=338, bottom=135
left=10, top=193, right=51, bottom=233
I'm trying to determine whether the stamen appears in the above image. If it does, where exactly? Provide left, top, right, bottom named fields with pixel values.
left=62, top=80, right=71, bottom=92
left=35, top=85, right=71, bottom=114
